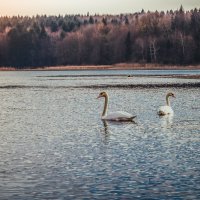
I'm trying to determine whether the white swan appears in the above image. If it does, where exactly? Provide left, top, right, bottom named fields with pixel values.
left=158, top=92, right=176, bottom=116
left=97, top=91, right=136, bottom=121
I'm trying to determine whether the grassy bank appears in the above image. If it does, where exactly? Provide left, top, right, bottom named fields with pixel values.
left=0, top=64, right=200, bottom=71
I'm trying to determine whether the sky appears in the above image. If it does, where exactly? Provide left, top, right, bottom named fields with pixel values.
left=0, top=0, right=199, bottom=16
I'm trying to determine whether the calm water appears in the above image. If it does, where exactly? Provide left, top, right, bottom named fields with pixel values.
left=0, top=70, right=200, bottom=199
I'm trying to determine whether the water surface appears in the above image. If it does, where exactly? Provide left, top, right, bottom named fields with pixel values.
left=0, top=70, right=199, bottom=199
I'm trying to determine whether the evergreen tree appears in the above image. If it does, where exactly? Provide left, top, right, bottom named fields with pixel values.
left=125, top=31, right=132, bottom=61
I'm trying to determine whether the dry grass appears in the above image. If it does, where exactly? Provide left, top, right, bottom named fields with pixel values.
left=0, top=64, right=200, bottom=71
left=0, top=67, right=16, bottom=71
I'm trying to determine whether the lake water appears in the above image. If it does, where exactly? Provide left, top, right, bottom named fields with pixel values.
left=0, top=70, right=200, bottom=199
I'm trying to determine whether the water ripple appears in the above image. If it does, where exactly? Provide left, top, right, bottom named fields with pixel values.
left=0, top=71, right=199, bottom=199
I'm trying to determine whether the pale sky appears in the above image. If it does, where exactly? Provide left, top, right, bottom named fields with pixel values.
left=0, top=0, right=199, bottom=16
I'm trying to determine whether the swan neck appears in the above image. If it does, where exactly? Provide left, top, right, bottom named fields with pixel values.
left=166, top=95, right=170, bottom=106
left=102, top=95, right=108, bottom=117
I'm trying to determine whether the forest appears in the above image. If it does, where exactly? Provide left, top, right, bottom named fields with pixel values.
left=0, top=6, right=200, bottom=68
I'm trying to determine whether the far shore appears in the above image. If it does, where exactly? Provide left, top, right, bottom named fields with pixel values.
left=0, top=63, right=200, bottom=71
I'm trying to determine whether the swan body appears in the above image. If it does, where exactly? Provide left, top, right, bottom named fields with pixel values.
left=158, top=105, right=174, bottom=116
left=102, top=111, right=135, bottom=121
left=158, top=92, right=175, bottom=116
left=97, top=91, right=136, bottom=121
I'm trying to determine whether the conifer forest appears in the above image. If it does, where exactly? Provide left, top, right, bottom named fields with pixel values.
left=0, top=6, right=200, bottom=68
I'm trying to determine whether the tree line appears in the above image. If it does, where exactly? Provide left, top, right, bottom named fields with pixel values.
left=0, top=6, right=200, bottom=68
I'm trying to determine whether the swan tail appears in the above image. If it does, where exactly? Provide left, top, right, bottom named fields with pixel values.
left=130, top=116, right=136, bottom=120
left=124, top=115, right=136, bottom=121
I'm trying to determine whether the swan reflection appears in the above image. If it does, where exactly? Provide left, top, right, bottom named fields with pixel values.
left=101, top=120, right=136, bottom=144
left=160, top=114, right=174, bottom=129
left=101, top=120, right=111, bottom=144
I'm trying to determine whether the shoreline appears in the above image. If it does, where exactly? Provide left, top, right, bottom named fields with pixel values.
left=0, top=63, right=200, bottom=71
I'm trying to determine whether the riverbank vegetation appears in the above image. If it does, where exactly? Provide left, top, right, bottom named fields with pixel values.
left=0, top=6, right=200, bottom=69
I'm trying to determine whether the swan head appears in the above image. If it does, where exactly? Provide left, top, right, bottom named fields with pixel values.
left=167, top=92, right=176, bottom=98
left=97, top=91, right=108, bottom=99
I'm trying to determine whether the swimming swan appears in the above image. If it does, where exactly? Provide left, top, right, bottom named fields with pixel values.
left=97, top=91, right=136, bottom=121
left=158, top=92, right=176, bottom=116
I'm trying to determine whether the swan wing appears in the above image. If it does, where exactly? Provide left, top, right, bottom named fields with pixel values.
left=102, top=111, right=136, bottom=121
left=158, top=106, right=174, bottom=116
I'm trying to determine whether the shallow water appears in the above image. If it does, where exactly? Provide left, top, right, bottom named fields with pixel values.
left=0, top=71, right=200, bottom=199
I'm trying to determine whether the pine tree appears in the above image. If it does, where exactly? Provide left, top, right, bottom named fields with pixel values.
left=125, top=31, right=132, bottom=61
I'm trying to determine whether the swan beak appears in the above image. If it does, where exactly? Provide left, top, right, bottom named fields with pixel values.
left=97, top=95, right=101, bottom=99
left=173, top=95, right=176, bottom=98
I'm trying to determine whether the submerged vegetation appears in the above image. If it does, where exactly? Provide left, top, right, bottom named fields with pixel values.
left=0, top=6, right=200, bottom=68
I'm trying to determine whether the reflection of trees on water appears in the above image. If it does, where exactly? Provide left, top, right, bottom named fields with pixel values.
left=160, top=114, right=174, bottom=129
